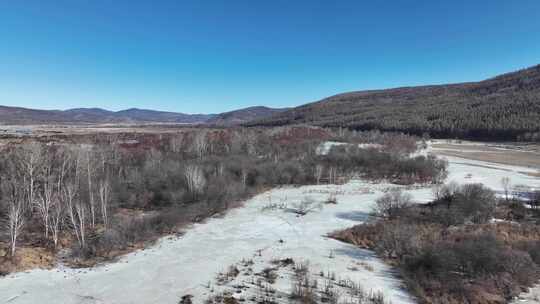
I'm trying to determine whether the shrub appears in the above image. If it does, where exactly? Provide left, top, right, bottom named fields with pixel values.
left=429, top=183, right=496, bottom=226
left=455, top=183, right=496, bottom=224
left=335, top=185, right=540, bottom=304
left=373, top=189, right=412, bottom=219
left=289, top=197, right=323, bottom=216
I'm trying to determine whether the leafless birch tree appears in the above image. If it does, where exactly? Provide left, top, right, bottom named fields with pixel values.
left=328, top=167, right=338, bottom=184
left=36, top=172, right=54, bottom=238
left=185, top=164, right=206, bottom=196
left=6, top=197, right=26, bottom=257
left=85, top=148, right=97, bottom=228
left=48, top=198, right=64, bottom=249
left=241, top=168, right=248, bottom=189
left=192, top=130, right=208, bottom=159
left=169, top=134, right=183, bottom=153
left=2, top=181, right=26, bottom=257
left=314, top=164, right=324, bottom=185
left=501, top=176, right=511, bottom=201
left=98, top=178, right=111, bottom=228
left=63, top=180, right=86, bottom=249
left=17, top=143, right=42, bottom=207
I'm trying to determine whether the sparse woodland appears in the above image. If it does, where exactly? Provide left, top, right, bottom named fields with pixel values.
left=0, top=127, right=446, bottom=274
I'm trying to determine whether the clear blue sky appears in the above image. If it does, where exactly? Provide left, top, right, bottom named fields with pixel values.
left=1, top=1, right=539, bottom=114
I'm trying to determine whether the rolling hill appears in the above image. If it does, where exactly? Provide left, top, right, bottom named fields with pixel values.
left=3, top=64, right=540, bottom=140
left=248, top=64, right=540, bottom=140
left=0, top=106, right=280, bottom=125
left=206, top=106, right=287, bottom=126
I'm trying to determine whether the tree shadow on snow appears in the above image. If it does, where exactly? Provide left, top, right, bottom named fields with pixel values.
left=335, top=210, right=372, bottom=222
left=334, top=244, right=414, bottom=301
left=333, top=244, right=376, bottom=260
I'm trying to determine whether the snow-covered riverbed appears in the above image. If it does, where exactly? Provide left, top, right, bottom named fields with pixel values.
left=1, top=151, right=539, bottom=304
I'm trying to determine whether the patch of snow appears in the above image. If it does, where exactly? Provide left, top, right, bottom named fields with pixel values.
left=442, top=155, right=540, bottom=193
left=316, top=141, right=348, bottom=155
left=0, top=181, right=416, bottom=304
left=316, top=141, right=382, bottom=155
left=512, top=286, right=540, bottom=304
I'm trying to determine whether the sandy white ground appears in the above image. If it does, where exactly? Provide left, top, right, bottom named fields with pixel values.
left=1, top=146, right=539, bottom=304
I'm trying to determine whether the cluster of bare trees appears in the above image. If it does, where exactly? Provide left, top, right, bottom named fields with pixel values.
left=0, top=129, right=280, bottom=258
left=0, top=144, right=113, bottom=256
left=184, top=164, right=206, bottom=197
left=318, top=144, right=447, bottom=185
left=374, top=189, right=413, bottom=219
left=312, top=165, right=340, bottom=185
left=0, top=128, right=445, bottom=264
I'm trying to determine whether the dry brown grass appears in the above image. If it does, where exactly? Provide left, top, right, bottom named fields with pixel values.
left=0, top=246, right=55, bottom=274
left=432, top=142, right=540, bottom=169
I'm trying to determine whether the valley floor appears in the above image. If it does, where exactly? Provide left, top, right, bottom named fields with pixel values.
left=431, top=139, right=540, bottom=170
left=1, top=143, right=539, bottom=304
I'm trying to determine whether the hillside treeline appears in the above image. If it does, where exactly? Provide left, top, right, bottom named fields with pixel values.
left=249, top=64, right=540, bottom=141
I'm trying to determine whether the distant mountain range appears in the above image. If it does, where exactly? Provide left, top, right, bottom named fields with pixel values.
left=0, top=105, right=285, bottom=126
left=3, top=63, right=540, bottom=140
left=248, top=64, right=540, bottom=140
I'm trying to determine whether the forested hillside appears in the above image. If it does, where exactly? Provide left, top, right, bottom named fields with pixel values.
left=206, top=106, right=287, bottom=126
left=248, top=64, right=540, bottom=141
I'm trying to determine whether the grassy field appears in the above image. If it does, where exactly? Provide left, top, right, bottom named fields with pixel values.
left=431, top=141, right=540, bottom=171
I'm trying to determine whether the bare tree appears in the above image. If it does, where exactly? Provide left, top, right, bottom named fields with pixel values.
left=3, top=182, right=26, bottom=257
left=48, top=198, right=64, bottom=249
left=51, top=147, right=71, bottom=248
left=228, top=130, right=242, bottom=154
left=374, top=189, right=412, bottom=219
left=377, top=223, right=419, bottom=261
left=314, top=165, right=324, bottom=185
left=501, top=176, right=511, bottom=201
left=216, top=163, right=224, bottom=177
left=56, top=147, right=71, bottom=191
left=241, top=168, right=248, bottom=189
left=146, top=148, right=163, bottom=170
left=338, top=127, right=345, bottom=138
left=7, top=198, right=26, bottom=257
left=243, top=131, right=258, bottom=156
left=73, top=199, right=87, bottom=249
left=17, top=143, right=42, bottom=207
left=532, top=190, right=540, bottom=209
left=98, top=178, right=111, bottom=228
left=36, top=172, right=54, bottom=239
left=432, top=183, right=444, bottom=200
left=192, top=130, right=208, bottom=159
left=289, top=196, right=323, bottom=216
left=169, top=134, right=184, bottom=153
left=185, top=164, right=206, bottom=197
left=42, top=148, right=69, bottom=248
left=34, top=151, right=63, bottom=239
left=63, top=180, right=86, bottom=249
left=328, top=167, right=338, bottom=184
left=85, top=148, right=97, bottom=228
left=440, top=181, right=459, bottom=209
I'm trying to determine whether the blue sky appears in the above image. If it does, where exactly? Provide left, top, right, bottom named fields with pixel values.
left=1, top=1, right=539, bottom=114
